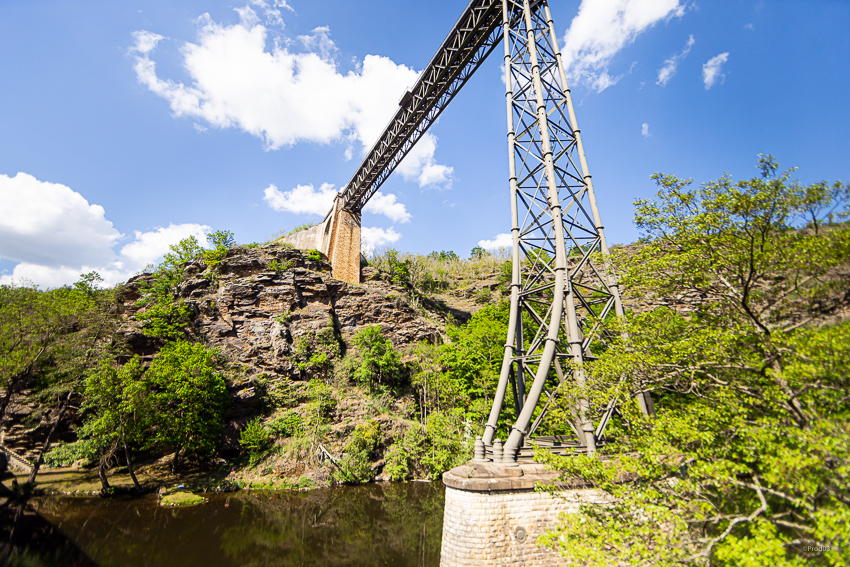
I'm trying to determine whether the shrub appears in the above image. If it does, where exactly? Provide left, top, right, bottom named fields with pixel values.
left=470, top=246, right=489, bottom=260
left=240, top=418, right=273, bottom=464
left=316, top=318, right=342, bottom=359
left=254, top=375, right=299, bottom=411
left=306, top=380, right=336, bottom=416
left=366, top=246, right=510, bottom=294
left=269, top=410, right=305, bottom=438
left=421, top=409, right=471, bottom=479
left=43, top=439, right=101, bottom=469
left=268, top=259, right=293, bottom=272
left=384, top=425, right=426, bottom=481
left=202, top=230, right=236, bottom=268
left=336, top=420, right=380, bottom=483
left=307, top=249, right=322, bottom=262
left=141, top=341, right=230, bottom=472
left=351, top=325, right=405, bottom=389
left=135, top=298, right=191, bottom=341
left=289, top=223, right=314, bottom=235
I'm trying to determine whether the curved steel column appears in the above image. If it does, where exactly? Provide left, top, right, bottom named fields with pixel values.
left=501, top=0, right=572, bottom=464
left=483, top=0, right=523, bottom=446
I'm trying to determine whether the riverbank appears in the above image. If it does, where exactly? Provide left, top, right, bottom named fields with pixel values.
left=0, top=462, right=326, bottom=497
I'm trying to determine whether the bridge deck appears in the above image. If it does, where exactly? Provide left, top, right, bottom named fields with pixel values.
left=339, top=0, right=509, bottom=212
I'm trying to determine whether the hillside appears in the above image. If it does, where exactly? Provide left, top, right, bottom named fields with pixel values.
left=4, top=226, right=848, bottom=490
left=0, top=241, right=513, bottom=489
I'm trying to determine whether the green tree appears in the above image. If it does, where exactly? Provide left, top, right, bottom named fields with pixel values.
left=202, top=229, right=236, bottom=267
left=538, top=156, right=850, bottom=567
left=160, top=235, right=204, bottom=273
left=82, top=357, right=146, bottom=491
left=0, top=273, right=121, bottom=486
left=134, top=234, right=205, bottom=341
left=351, top=326, right=405, bottom=389
left=438, top=301, right=513, bottom=429
left=470, top=246, right=489, bottom=261
left=427, top=250, right=459, bottom=261
left=336, top=420, right=380, bottom=482
left=240, top=417, right=273, bottom=465
left=135, top=340, right=229, bottom=473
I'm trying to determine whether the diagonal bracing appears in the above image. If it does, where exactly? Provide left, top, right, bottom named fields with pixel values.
left=480, top=0, right=652, bottom=464
left=329, top=0, right=652, bottom=463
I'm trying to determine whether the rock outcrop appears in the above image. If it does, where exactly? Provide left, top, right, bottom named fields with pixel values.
left=118, top=244, right=443, bottom=375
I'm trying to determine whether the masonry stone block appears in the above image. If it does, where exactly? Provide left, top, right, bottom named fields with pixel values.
left=440, top=462, right=607, bottom=567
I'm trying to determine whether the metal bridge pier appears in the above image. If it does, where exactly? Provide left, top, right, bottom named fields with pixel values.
left=281, top=0, right=652, bottom=460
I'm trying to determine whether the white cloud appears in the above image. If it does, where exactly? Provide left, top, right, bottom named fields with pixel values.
left=298, top=26, right=338, bottom=61
left=361, top=226, right=401, bottom=255
left=702, top=52, right=729, bottom=89
left=562, top=0, right=686, bottom=92
left=363, top=192, right=411, bottom=223
left=119, top=224, right=211, bottom=269
left=0, top=172, right=210, bottom=288
left=263, top=183, right=337, bottom=216
left=641, top=123, right=651, bottom=138
left=131, top=4, right=452, bottom=189
left=744, top=23, right=755, bottom=31
left=263, top=182, right=410, bottom=223
left=130, top=30, right=164, bottom=55
left=478, top=233, right=513, bottom=250
left=396, top=133, right=454, bottom=188
left=656, top=34, right=694, bottom=86
left=0, top=173, right=122, bottom=268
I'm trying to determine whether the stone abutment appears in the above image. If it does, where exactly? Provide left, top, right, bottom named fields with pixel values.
left=440, top=462, right=607, bottom=567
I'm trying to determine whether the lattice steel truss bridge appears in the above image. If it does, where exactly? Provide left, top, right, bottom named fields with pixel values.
left=285, top=0, right=654, bottom=465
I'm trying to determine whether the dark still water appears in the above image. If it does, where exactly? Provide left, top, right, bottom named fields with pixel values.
left=24, top=482, right=445, bottom=567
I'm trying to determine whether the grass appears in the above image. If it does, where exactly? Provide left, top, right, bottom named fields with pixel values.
left=365, top=246, right=509, bottom=293
left=160, top=489, right=206, bottom=507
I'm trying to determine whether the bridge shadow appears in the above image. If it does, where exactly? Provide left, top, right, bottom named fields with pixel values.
left=0, top=473, right=99, bottom=567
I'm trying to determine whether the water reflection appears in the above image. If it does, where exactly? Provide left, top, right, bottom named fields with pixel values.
left=30, top=483, right=444, bottom=567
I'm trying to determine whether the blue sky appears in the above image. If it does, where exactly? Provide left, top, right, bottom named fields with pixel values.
left=1, top=0, right=848, bottom=287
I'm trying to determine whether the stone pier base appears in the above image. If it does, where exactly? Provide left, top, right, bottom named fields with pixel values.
left=440, top=462, right=606, bottom=567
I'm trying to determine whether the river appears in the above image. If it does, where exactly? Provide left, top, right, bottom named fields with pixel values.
left=10, top=482, right=445, bottom=567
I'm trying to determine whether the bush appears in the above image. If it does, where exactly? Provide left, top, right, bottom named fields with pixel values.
left=267, top=259, right=292, bottom=272
left=43, top=439, right=101, bottom=469
left=306, top=380, right=336, bottom=417
left=366, top=246, right=510, bottom=294
left=135, top=298, right=191, bottom=341
left=269, top=410, right=305, bottom=438
left=421, top=409, right=471, bottom=479
left=351, top=326, right=405, bottom=389
left=254, top=375, right=299, bottom=411
left=141, top=340, right=230, bottom=471
left=307, top=249, right=322, bottom=262
left=384, top=425, right=426, bottom=481
left=202, top=230, right=236, bottom=268
left=336, top=420, right=381, bottom=483
left=289, top=223, right=314, bottom=235
left=240, top=418, right=273, bottom=464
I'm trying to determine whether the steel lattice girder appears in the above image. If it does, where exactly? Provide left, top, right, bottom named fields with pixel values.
left=339, top=0, right=510, bottom=211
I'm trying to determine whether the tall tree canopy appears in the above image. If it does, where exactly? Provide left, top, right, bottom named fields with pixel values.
left=539, top=156, right=850, bottom=567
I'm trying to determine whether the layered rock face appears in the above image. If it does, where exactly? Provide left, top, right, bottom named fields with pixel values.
left=118, top=244, right=443, bottom=374
left=0, top=244, right=451, bottom=466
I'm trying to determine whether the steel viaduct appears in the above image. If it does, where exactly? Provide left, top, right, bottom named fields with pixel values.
left=283, top=0, right=654, bottom=466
